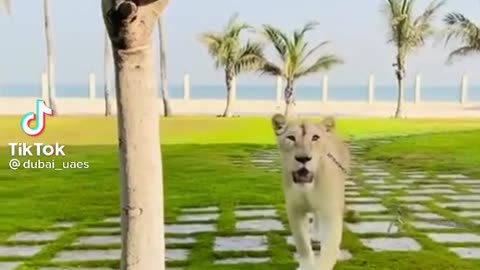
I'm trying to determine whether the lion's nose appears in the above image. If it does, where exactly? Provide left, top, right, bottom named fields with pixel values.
left=295, top=155, right=312, bottom=164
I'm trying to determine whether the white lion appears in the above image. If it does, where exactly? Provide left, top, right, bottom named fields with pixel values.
left=271, top=114, right=350, bottom=270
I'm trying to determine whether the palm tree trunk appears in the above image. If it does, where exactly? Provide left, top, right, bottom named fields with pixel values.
left=43, top=0, right=57, bottom=113
left=158, top=16, right=172, bottom=117
left=222, top=70, right=234, bottom=117
left=104, top=31, right=113, bottom=116
left=394, top=55, right=405, bottom=118
left=102, top=0, right=169, bottom=269
left=284, top=80, right=294, bottom=118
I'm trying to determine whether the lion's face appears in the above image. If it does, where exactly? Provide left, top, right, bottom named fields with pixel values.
left=271, top=114, right=336, bottom=184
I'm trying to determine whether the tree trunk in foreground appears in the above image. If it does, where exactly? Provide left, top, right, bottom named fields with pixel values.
left=104, top=30, right=113, bottom=116
left=44, top=0, right=57, bottom=113
left=394, top=55, right=405, bottom=118
left=158, top=16, right=172, bottom=117
left=102, top=0, right=170, bottom=269
left=222, top=70, right=234, bottom=117
left=284, top=80, right=295, bottom=118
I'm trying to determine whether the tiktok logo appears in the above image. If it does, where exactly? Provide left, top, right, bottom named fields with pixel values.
left=20, top=99, right=54, bottom=137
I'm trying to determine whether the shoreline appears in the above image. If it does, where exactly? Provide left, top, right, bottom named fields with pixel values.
left=1, top=98, right=479, bottom=118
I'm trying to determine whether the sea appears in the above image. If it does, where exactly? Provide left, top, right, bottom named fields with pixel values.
left=1, top=84, right=480, bottom=102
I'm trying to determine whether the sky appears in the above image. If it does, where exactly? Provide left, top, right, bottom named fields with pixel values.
left=2, top=0, right=480, bottom=87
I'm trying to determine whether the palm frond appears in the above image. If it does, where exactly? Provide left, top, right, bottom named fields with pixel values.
left=299, top=41, right=330, bottom=66
left=443, top=12, right=480, bottom=49
left=232, top=41, right=265, bottom=74
left=294, top=55, right=343, bottom=79
left=446, top=46, right=480, bottom=65
left=2, top=0, right=11, bottom=15
left=259, top=61, right=284, bottom=77
left=262, top=24, right=290, bottom=61
left=413, top=0, right=445, bottom=27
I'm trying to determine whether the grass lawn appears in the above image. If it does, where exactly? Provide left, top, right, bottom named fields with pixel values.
left=0, top=116, right=480, bottom=269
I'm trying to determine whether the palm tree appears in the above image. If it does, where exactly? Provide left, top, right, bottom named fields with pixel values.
left=102, top=0, right=170, bottom=269
left=104, top=30, right=113, bottom=116
left=198, top=13, right=265, bottom=117
left=43, top=0, right=57, bottom=113
left=158, top=16, right=172, bottom=116
left=259, top=22, right=343, bottom=117
left=1, top=0, right=10, bottom=14
left=382, top=0, right=445, bottom=118
left=443, top=12, right=480, bottom=64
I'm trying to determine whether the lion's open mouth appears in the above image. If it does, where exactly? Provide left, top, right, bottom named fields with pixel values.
left=292, top=168, right=313, bottom=184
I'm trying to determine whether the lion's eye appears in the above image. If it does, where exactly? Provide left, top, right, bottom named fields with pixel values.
left=312, top=135, right=320, bottom=141
left=286, top=135, right=296, bottom=142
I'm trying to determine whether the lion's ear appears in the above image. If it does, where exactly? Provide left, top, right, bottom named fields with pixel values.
left=321, top=116, right=336, bottom=132
left=271, top=113, right=287, bottom=135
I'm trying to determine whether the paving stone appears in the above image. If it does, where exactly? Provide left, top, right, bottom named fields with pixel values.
left=51, top=222, right=75, bottom=229
left=251, top=159, right=274, bottom=164
left=361, top=237, right=421, bottom=251
left=181, top=206, right=219, bottom=213
left=454, top=180, right=480, bottom=184
left=40, top=268, right=115, bottom=270
left=410, top=221, right=458, bottom=230
left=234, top=209, right=277, bottom=218
left=427, top=233, right=480, bottom=243
left=469, top=189, right=480, bottom=193
left=166, top=224, right=216, bottom=234
left=345, top=180, right=356, bottom=186
left=413, top=212, right=445, bottom=220
left=8, top=232, right=61, bottom=242
left=408, top=189, right=456, bottom=195
left=103, top=217, right=120, bottom=223
left=361, top=214, right=395, bottom=220
left=346, top=197, right=381, bottom=203
left=347, top=204, right=387, bottom=213
left=0, top=263, right=22, bottom=270
left=363, top=172, right=390, bottom=177
left=371, top=190, right=392, bottom=195
left=0, top=245, right=44, bottom=257
left=214, top=236, right=268, bottom=251
left=236, top=219, right=284, bottom=232
left=403, top=204, right=429, bottom=212
left=215, top=257, right=270, bottom=264
left=294, top=250, right=353, bottom=261
left=421, top=184, right=454, bottom=189
left=166, top=249, right=190, bottom=261
left=345, top=191, right=360, bottom=196
left=73, top=236, right=120, bottom=246
left=52, top=249, right=121, bottom=262
left=346, top=221, right=398, bottom=234
left=406, top=174, right=427, bottom=179
left=473, top=220, right=480, bottom=225
left=396, top=180, right=417, bottom=184
left=397, top=196, right=432, bottom=202
left=437, top=174, right=468, bottom=179
left=236, top=205, right=274, bottom=209
left=455, top=211, right=480, bottom=218
left=438, top=202, right=480, bottom=209
left=177, top=213, right=219, bottom=222
left=84, top=227, right=121, bottom=233
left=449, top=247, right=480, bottom=259
left=166, top=237, right=196, bottom=245
left=445, top=195, right=480, bottom=201
left=376, top=185, right=408, bottom=190
left=365, top=180, right=386, bottom=184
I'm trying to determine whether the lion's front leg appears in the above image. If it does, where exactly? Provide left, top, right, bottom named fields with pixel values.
left=287, top=205, right=315, bottom=270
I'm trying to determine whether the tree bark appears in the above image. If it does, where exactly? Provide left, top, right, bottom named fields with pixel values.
left=394, top=54, right=405, bottom=118
left=104, top=30, right=113, bottom=116
left=43, top=0, right=57, bottom=113
left=222, top=70, right=234, bottom=117
left=158, top=16, right=172, bottom=117
left=284, top=79, right=295, bottom=118
left=102, top=1, right=170, bottom=269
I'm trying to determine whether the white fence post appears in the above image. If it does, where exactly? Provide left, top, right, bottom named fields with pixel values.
left=368, top=74, right=375, bottom=104
left=89, top=73, right=96, bottom=99
left=461, top=74, right=468, bottom=105
left=183, top=73, right=190, bottom=100
left=322, top=75, right=328, bottom=103
left=414, top=74, right=421, bottom=104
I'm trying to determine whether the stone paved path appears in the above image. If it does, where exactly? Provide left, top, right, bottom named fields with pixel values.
left=1, top=141, right=480, bottom=269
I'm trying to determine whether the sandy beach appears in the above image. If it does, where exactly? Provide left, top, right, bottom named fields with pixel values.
left=1, top=98, right=479, bottom=118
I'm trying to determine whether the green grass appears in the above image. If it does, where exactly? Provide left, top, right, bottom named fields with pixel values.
left=1, top=116, right=480, bottom=269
